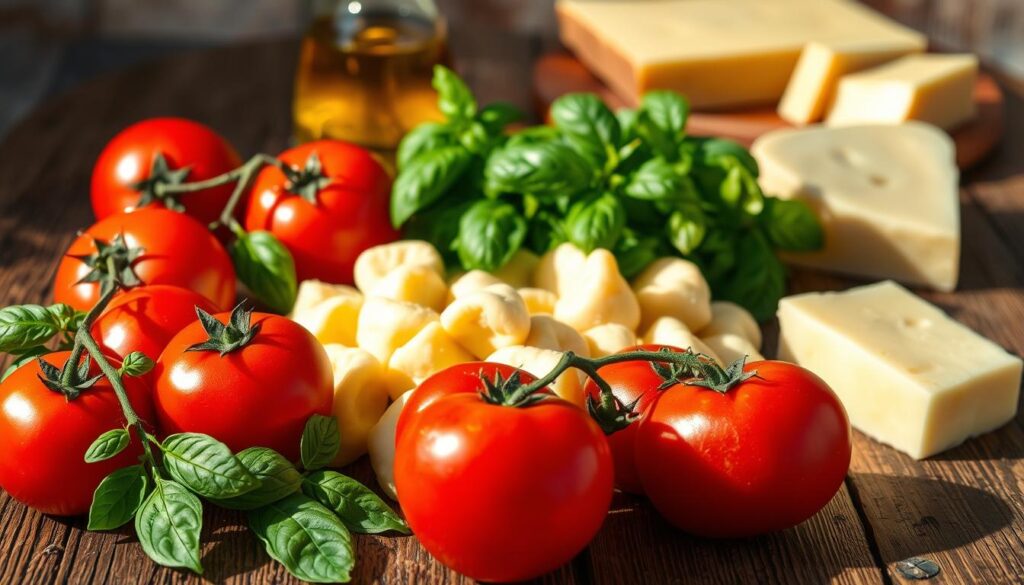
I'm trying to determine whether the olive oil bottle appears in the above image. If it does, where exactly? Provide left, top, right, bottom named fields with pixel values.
left=293, top=0, right=447, bottom=151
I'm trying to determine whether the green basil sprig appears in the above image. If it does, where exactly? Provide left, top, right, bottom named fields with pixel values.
left=229, top=230, right=297, bottom=315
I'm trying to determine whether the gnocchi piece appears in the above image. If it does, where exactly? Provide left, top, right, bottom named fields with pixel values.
left=702, top=333, right=765, bottom=366
left=632, top=257, right=712, bottom=332
left=582, top=323, right=638, bottom=358
left=356, top=297, right=439, bottom=364
left=533, top=242, right=586, bottom=296
left=368, top=264, right=448, bottom=312
left=493, top=250, right=540, bottom=289
left=291, top=280, right=359, bottom=316
left=518, top=287, right=557, bottom=316
left=523, top=315, right=591, bottom=357
left=386, top=322, right=474, bottom=399
left=554, top=249, right=641, bottom=332
left=368, top=390, right=412, bottom=501
left=354, top=240, right=445, bottom=294
left=291, top=289, right=363, bottom=347
left=699, top=301, right=762, bottom=349
left=643, top=316, right=722, bottom=365
left=441, top=284, right=531, bottom=359
left=321, top=345, right=390, bottom=466
left=448, top=270, right=504, bottom=301
left=486, top=345, right=586, bottom=407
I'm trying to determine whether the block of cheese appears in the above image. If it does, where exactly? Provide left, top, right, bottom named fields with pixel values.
left=778, top=281, right=1022, bottom=459
left=826, top=54, right=978, bottom=129
left=556, top=0, right=925, bottom=108
left=778, top=39, right=925, bottom=125
left=752, top=122, right=960, bottom=291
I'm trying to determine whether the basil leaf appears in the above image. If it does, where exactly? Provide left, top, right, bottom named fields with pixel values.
left=526, top=210, right=568, bottom=254
left=391, top=145, right=472, bottom=228
left=505, top=125, right=561, bottom=149
left=119, top=351, right=155, bottom=377
left=477, top=102, right=522, bottom=134
left=714, top=231, right=785, bottom=322
left=88, top=464, right=148, bottom=530
left=455, top=200, right=528, bottom=271
left=135, top=478, right=203, bottom=574
left=0, top=305, right=61, bottom=353
left=84, top=428, right=131, bottom=463
left=396, top=122, right=456, bottom=171
left=302, top=470, right=410, bottom=534
left=433, top=65, right=476, bottom=124
left=614, top=229, right=660, bottom=279
left=402, top=200, right=471, bottom=266
left=700, top=138, right=759, bottom=176
left=667, top=207, right=708, bottom=255
left=625, top=158, right=682, bottom=202
left=46, top=303, right=80, bottom=331
left=550, top=93, right=621, bottom=167
left=484, top=141, right=593, bottom=199
left=641, top=91, right=689, bottom=139
left=762, top=198, right=824, bottom=251
left=617, top=108, right=639, bottom=142
left=248, top=493, right=354, bottom=584
left=1, top=346, right=48, bottom=382
left=565, top=193, right=626, bottom=253
left=161, top=433, right=260, bottom=499
left=229, top=231, right=297, bottom=315
left=718, top=161, right=765, bottom=215
left=209, top=447, right=303, bottom=510
left=300, top=415, right=340, bottom=471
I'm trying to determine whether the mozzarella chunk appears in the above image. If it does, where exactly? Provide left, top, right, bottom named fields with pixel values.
left=701, top=333, right=764, bottom=366
left=291, top=280, right=360, bottom=316
left=368, top=391, right=412, bottom=501
left=643, top=316, right=722, bottom=364
left=699, top=301, right=762, bottom=348
left=518, top=287, right=557, bottom=316
left=291, top=289, right=363, bottom=347
left=632, top=257, right=712, bottom=331
left=582, top=323, right=638, bottom=357
left=321, top=345, right=390, bottom=466
left=441, top=284, right=531, bottom=359
left=524, top=315, right=591, bottom=357
left=356, top=297, right=439, bottom=363
left=554, top=249, right=640, bottom=331
left=486, top=345, right=586, bottom=407
left=448, top=270, right=505, bottom=301
left=354, top=240, right=445, bottom=294
left=367, top=265, right=448, bottom=312
left=493, top=250, right=540, bottom=288
left=533, top=242, right=587, bottom=296
left=386, top=322, right=474, bottom=399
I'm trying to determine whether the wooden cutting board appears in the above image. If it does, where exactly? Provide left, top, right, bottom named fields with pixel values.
left=533, top=52, right=1004, bottom=170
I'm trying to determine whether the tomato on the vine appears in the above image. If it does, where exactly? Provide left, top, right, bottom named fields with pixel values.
left=634, top=360, right=851, bottom=537
left=395, top=370, right=613, bottom=582
left=0, top=351, right=154, bottom=516
left=243, top=140, right=397, bottom=284
left=91, top=117, right=242, bottom=226
left=153, top=306, right=333, bottom=461
left=92, top=285, right=218, bottom=362
left=53, top=208, right=236, bottom=312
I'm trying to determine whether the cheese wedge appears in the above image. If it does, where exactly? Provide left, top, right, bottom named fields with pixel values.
left=826, top=54, right=978, bottom=129
left=556, top=0, right=925, bottom=108
left=778, top=39, right=924, bottom=125
left=778, top=281, right=1022, bottom=459
left=753, top=122, right=960, bottom=291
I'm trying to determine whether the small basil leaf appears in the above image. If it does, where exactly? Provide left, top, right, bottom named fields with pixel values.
left=550, top=93, right=621, bottom=167
left=300, top=415, right=341, bottom=471
left=84, top=428, right=131, bottom=463
left=88, top=464, right=148, bottom=530
left=135, top=478, right=203, bottom=574
left=0, top=305, right=61, bottom=353
left=229, top=231, right=298, bottom=314
left=433, top=65, right=476, bottom=124
left=641, top=91, right=689, bottom=139
left=402, top=200, right=472, bottom=266
left=119, top=351, right=155, bottom=377
left=477, top=102, right=522, bottom=134
left=625, top=158, right=682, bottom=201
left=700, top=138, right=760, bottom=176
left=614, top=229, right=661, bottom=279
left=46, top=303, right=80, bottom=331
left=667, top=206, right=708, bottom=255
left=484, top=141, right=593, bottom=199
left=505, top=125, right=561, bottom=149
left=302, top=470, right=410, bottom=534
left=1, top=346, right=49, bottom=382
left=761, top=198, right=824, bottom=251
left=161, top=433, right=260, bottom=498
left=248, top=493, right=354, bottom=584
left=208, top=447, right=303, bottom=510
left=455, top=200, right=528, bottom=271
left=396, top=122, right=456, bottom=171
left=565, top=192, right=626, bottom=253
left=391, top=145, right=472, bottom=228
left=526, top=210, right=568, bottom=254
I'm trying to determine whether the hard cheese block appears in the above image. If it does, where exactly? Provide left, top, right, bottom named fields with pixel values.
left=778, top=281, right=1022, bottom=459
left=556, top=0, right=925, bottom=108
left=826, top=54, right=979, bottom=129
left=778, top=39, right=925, bottom=125
left=753, top=122, right=960, bottom=291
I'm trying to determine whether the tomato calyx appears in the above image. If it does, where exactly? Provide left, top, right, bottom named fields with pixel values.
left=281, top=152, right=332, bottom=204
left=130, top=152, right=192, bottom=212
left=70, top=233, right=144, bottom=296
left=36, top=354, right=103, bottom=399
left=185, top=303, right=261, bottom=356
left=653, top=354, right=759, bottom=394
left=478, top=369, right=548, bottom=408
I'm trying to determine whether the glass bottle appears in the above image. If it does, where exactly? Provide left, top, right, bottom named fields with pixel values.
left=293, top=0, right=447, bottom=151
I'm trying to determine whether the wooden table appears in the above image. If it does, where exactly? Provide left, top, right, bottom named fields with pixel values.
left=1, top=27, right=1023, bottom=585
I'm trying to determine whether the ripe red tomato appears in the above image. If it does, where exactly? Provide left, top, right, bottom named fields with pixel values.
left=395, top=376, right=613, bottom=582
left=92, top=285, right=218, bottom=361
left=91, top=117, right=242, bottom=226
left=243, top=140, right=397, bottom=284
left=0, top=351, right=154, bottom=516
left=634, top=360, right=851, bottom=537
left=53, top=208, right=236, bottom=312
left=153, top=311, right=333, bottom=461
left=583, top=344, right=681, bottom=494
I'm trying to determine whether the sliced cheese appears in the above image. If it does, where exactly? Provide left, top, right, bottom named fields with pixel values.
left=826, top=54, right=978, bottom=129
left=556, top=0, right=925, bottom=108
left=779, top=39, right=924, bottom=125
left=753, top=122, right=960, bottom=291
left=778, top=281, right=1022, bottom=459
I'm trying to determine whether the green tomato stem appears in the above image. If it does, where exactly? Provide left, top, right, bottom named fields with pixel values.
left=60, top=284, right=119, bottom=387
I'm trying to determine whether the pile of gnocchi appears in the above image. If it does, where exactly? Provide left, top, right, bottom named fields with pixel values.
left=289, top=240, right=765, bottom=498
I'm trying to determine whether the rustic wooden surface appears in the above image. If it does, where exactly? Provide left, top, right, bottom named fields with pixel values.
left=0, top=16, right=1023, bottom=585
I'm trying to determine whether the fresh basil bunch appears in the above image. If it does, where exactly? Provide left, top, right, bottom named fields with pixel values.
left=392, top=66, right=823, bottom=320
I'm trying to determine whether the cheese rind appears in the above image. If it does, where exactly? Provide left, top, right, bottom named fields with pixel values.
left=753, top=122, right=960, bottom=291
left=778, top=281, right=1022, bottom=459
left=826, top=54, right=978, bottom=129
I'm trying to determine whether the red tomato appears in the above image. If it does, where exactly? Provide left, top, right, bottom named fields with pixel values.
left=53, top=208, right=236, bottom=312
left=91, top=118, right=242, bottom=226
left=634, top=360, right=851, bottom=537
left=395, top=362, right=538, bottom=442
left=153, top=311, right=333, bottom=461
left=395, top=379, right=613, bottom=582
left=92, top=285, right=218, bottom=361
left=243, top=140, right=397, bottom=284
left=0, top=351, right=154, bottom=516
left=583, top=344, right=682, bottom=494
